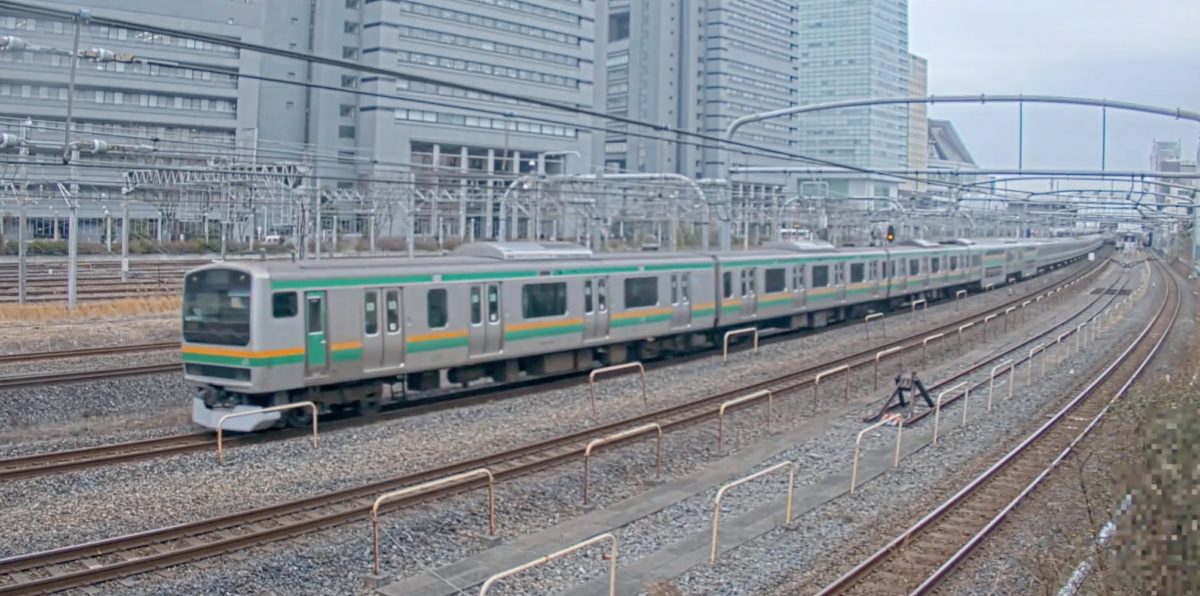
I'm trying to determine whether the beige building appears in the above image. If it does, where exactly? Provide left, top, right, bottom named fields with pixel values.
left=902, top=54, right=928, bottom=193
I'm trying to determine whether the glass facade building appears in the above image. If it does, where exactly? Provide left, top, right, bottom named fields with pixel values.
left=795, top=0, right=910, bottom=173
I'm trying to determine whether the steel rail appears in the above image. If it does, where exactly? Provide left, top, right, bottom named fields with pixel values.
left=0, top=257, right=1112, bottom=593
left=0, top=255, right=1108, bottom=481
left=0, top=363, right=179, bottom=389
left=0, top=342, right=177, bottom=364
left=816, top=260, right=1173, bottom=596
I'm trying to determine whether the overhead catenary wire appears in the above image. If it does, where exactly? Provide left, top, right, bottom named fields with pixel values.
left=0, top=0, right=1017, bottom=197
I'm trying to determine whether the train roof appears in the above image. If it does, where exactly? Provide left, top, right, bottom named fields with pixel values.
left=188, top=237, right=1096, bottom=281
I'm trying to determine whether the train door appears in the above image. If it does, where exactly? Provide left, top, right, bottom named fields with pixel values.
left=362, top=289, right=384, bottom=370
left=834, top=263, right=846, bottom=301
left=304, top=291, right=329, bottom=376
left=869, top=261, right=881, bottom=296
left=583, top=277, right=610, bottom=341
left=741, top=267, right=757, bottom=316
left=468, top=283, right=504, bottom=357
left=382, top=288, right=404, bottom=367
left=792, top=264, right=806, bottom=308
left=670, top=273, right=692, bottom=328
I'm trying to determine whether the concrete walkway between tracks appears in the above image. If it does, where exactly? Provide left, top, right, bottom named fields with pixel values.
left=378, top=402, right=938, bottom=596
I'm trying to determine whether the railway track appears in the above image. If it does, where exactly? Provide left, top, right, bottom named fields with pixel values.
left=0, top=342, right=178, bottom=365
left=817, top=259, right=1174, bottom=596
left=0, top=258, right=1118, bottom=593
left=0, top=363, right=180, bottom=390
left=0, top=257, right=1108, bottom=483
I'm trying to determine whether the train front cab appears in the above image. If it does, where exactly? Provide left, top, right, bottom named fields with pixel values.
left=182, top=264, right=298, bottom=431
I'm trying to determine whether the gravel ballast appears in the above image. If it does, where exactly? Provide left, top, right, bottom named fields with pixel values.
left=0, top=258, right=1119, bottom=595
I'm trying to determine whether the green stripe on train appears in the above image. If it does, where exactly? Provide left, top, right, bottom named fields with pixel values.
left=611, top=313, right=673, bottom=327
left=406, top=337, right=470, bottom=353
left=182, top=352, right=304, bottom=367
left=505, top=324, right=586, bottom=341
left=270, top=275, right=434, bottom=290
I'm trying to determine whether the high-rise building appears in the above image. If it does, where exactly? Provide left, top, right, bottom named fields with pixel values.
left=902, top=53, right=927, bottom=193
left=0, top=0, right=604, bottom=242
left=0, top=1, right=265, bottom=189
left=795, top=0, right=910, bottom=198
left=601, top=0, right=798, bottom=186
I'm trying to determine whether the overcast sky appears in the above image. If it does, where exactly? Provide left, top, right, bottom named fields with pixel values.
left=910, top=0, right=1200, bottom=175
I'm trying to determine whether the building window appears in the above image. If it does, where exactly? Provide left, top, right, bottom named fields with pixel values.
left=338, top=125, right=356, bottom=139
left=345, top=0, right=359, bottom=7
left=608, top=12, right=629, bottom=41
left=272, top=292, right=297, bottom=318
left=341, top=75, right=358, bottom=88
left=344, top=21, right=359, bottom=34
left=339, top=104, right=356, bottom=117
left=427, top=289, right=448, bottom=328
left=342, top=46, right=358, bottom=59
left=522, top=282, right=567, bottom=319
left=624, top=277, right=658, bottom=308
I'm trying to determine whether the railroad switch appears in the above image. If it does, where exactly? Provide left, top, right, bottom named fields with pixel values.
left=864, top=372, right=934, bottom=423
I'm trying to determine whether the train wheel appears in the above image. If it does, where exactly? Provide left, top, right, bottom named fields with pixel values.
left=355, top=393, right=382, bottom=416
left=284, top=404, right=314, bottom=429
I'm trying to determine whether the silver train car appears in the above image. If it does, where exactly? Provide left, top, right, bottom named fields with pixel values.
left=183, top=236, right=1103, bottom=431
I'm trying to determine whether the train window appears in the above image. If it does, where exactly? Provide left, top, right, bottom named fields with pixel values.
left=386, top=290, right=399, bottom=333
left=584, top=280, right=594, bottom=314
left=306, top=296, right=323, bottom=333
left=740, top=270, right=748, bottom=297
left=470, top=287, right=482, bottom=325
left=364, top=291, right=379, bottom=335
left=184, top=269, right=251, bottom=346
left=850, top=263, right=865, bottom=284
left=765, top=268, right=786, bottom=293
left=427, top=288, right=448, bottom=328
left=681, top=273, right=690, bottom=302
left=834, top=264, right=844, bottom=285
left=597, top=279, right=607, bottom=312
left=909, top=259, right=920, bottom=276
left=950, top=256, right=958, bottom=270
left=868, top=261, right=877, bottom=281
left=670, top=275, right=679, bottom=305
left=749, top=268, right=757, bottom=294
left=272, top=292, right=297, bottom=318
left=723, top=271, right=733, bottom=298
left=487, top=285, right=500, bottom=322
left=522, top=282, right=567, bottom=319
left=624, top=276, right=658, bottom=308
left=931, top=257, right=940, bottom=273
left=811, top=265, right=829, bottom=287
left=793, top=264, right=806, bottom=290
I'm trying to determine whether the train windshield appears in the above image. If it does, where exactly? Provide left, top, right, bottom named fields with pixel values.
left=183, top=269, right=251, bottom=346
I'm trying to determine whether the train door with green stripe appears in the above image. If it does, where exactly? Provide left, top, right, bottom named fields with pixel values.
left=469, top=283, right=503, bottom=357
left=669, top=273, right=691, bottom=328
left=740, top=267, right=757, bottom=316
left=304, top=291, right=329, bottom=376
left=583, top=277, right=610, bottom=341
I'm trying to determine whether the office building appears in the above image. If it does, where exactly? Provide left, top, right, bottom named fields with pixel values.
left=795, top=0, right=910, bottom=199
left=901, top=53, right=927, bottom=193
left=601, top=0, right=799, bottom=187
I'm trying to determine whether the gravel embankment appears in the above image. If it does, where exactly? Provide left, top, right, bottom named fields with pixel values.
left=7, top=261, right=1113, bottom=594
left=0, top=259, right=1093, bottom=455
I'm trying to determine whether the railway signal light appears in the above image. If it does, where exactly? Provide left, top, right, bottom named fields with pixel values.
left=886, top=225, right=895, bottom=243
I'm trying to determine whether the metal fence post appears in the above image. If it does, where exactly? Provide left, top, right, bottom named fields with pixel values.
left=479, top=533, right=618, bottom=596
left=583, top=423, right=663, bottom=504
left=722, top=327, right=760, bottom=363
left=850, top=418, right=903, bottom=493
left=216, top=401, right=318, bottom=465
left=588, top=362, right=648, bottom=417
left=710, top=462, right=796, bottom=563
left=718, top=390, right=773, bottom=453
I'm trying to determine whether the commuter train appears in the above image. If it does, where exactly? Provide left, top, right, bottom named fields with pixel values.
left=183, top=235, right=1103, bottom=431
